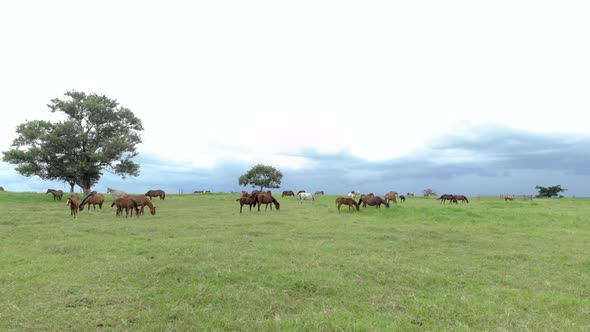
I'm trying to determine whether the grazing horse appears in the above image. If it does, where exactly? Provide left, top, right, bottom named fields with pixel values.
left=336, top=197, right=360, bottom=213
left=314, top=191, right=324, bottom=195
left=129, top=195, right=157, bottom=215
left=145, top=189, right=166, bottom=200
left=257, top=191, right=280, bottom=211
left=237, top=192, right=258, bottom=213
left=282, top=190, right=295, bottom=197
left=46, top=189, right=64, bottom=201
left=66, top=196, right=79, bottom=217
left=79, top=192, right=105, bottom=211
left=298, top=192, right=314, bottom=204
left=453, top=195, right=469, bottom=204
left=385, top=192, right=398, bottom=204
left=399, top=195, right=406, bottom=203
left=504, top=194, right=514, bottom=201
left=407, top=192, right=415, bottom=197
left=107, top=187, right=128, bottom=199
left=358, top=195, right=390, bottom=208
left=111, top=197, right=138, bottom=217
left=438, top=194, right=454, bottom=204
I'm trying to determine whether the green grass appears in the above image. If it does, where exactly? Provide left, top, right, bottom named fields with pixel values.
left=1, top=191, right=589, bottom=330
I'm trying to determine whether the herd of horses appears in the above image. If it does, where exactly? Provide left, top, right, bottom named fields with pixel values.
left=47, top=188, right=165, bottom=218
left=238, top=190, right=471, bottom=214
left=45, top=186, right=478, bottom=216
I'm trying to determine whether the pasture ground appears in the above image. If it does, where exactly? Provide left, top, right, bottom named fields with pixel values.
left=0, top=191, right=589, bottom=330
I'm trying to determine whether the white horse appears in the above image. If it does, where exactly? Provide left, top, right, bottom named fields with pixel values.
left=348, top=191, right=361, bottom=199
left=107, top=187, right=128, bottom=199
left=298, top=192, right=314, bottom=204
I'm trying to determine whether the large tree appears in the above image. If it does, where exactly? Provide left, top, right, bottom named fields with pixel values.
left=2, top=91, right=144, bottom=194
left=238, top=164, right=283, bottom=191
left=535, top=185, right=567, bottom=198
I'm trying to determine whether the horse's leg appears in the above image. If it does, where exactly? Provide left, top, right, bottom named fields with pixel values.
left=240, top=203, right=243, bottom=213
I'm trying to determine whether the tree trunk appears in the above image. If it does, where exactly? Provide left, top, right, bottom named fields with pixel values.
left=69, top=182, right=75, bottom=193
left=82, top=177, right=92, bottom=195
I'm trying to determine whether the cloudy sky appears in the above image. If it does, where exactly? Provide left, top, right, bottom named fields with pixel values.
left=1, top=1, right=589, bottom=196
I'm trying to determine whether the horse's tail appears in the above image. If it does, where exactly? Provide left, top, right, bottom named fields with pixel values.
left=111, top=200, right=116, bottom=207
left=162, top=191, right=166, bottom=200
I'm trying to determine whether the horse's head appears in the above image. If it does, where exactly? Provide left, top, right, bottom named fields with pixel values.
left=150, top=206, right=156, bottom=215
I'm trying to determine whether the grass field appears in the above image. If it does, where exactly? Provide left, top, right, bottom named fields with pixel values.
left=1, top=191, right=589, bottom=330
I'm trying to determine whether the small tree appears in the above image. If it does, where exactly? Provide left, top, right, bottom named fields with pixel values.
left=238, top=164, right=283, bottom=191
left=423, top=188, right=437, bottom=197
left=535, top=185, right=567, bottom=198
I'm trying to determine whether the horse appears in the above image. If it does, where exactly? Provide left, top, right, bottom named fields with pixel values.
left=314, top=191, right=324, bottom=195
left=504, top=194, right=514, bottom=201
left=129, top=195, right=157, bottom=215
left=298, top=192, right=314, bottom=204
left=237, top=192, right=258, bottom=213
left=438, top=194, right=454, bottom=204
left=407, top=192, right=415, bottom=197
left=453, top=195, right=469, bottom=204
left=257, top=191, right=280, bottom=211
left=145, top=189, right=166, bottom=200
left=78, top=192, right=105, bottom=211
left=0, top=186, right=4, bottom=191
left=46, top=189, right=64, bottom=201
left=296, top=190, right=306, bottom=195
left=282, top=190, right=295, bottom=197
left=384, top=192, right=398, bottom=204
left=66, top=196, right=79, bottom=217
left=358, top=195, right=390, bottom=208
left=107, top=187, right=128, bottom=199
left=348, top=191, right=360, bottom=199
left=399, top=195, right=406, bottom=203
left=336, top=197, right=360, bottom=213
left=111, top=197, right=139, bottom=217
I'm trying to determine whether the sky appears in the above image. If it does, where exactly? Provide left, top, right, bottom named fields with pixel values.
left=1, top=1, right=589, bottom=197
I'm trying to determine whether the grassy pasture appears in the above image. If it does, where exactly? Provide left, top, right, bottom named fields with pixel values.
left=0, top=191, right=589, bottom=330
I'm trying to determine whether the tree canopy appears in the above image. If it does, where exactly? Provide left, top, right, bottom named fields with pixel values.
left=238, top=164, right=283, bottom=191
left=2, top=91, right=143, bottom=193
left=535, top=185, right=567, bottom=198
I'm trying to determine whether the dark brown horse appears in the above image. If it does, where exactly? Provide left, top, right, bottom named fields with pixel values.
left=257, top=191, right=280, bottom=211
left=46, top=189, right=64, bottom=201
left=79, top=192, right=105, bottom=211
left=336, top=197, right=360, bottom=213
left=237, top=192, right=258, bottom=213
left=358, top=195, right=390, bottom=208
left=438, top=194, right=454, bottom=204
left=282, top=190, right=295, bottom=197
left=452, top=195, right=469, bottom=204
left=145, top=189, right=166, bottom=200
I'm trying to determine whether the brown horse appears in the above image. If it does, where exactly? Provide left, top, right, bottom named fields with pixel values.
left=111, top=197, right=139, bottom=217
left=129, top=195, right=157, bottom=215
left=237, top=192, right=258, bottom=213
left=438, top=194, right=454, bottom=204
left=336, top=197, right=360, bottom=213
left=79, top=192, right=105, bottom=211
left=504, top=194, right=514, bottom=201
left=257, top=191, right=280, bottom=211
left=46, top=189, right=64, bottom=201
left=385, top=192, right=398, bottom=204
left=66, top=196, right=79, bottom=217
left=145, top=189, right=166, bottom=200
left=282, top=190, right=295, bottom=197
left=452, top=195, right=469, bottom=204
left=358, top=195, right=390, bottom=208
